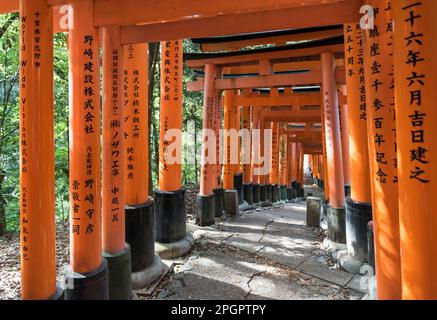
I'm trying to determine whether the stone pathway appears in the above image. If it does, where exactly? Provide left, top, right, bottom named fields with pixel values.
left=147, top=195, right=368, bottom=300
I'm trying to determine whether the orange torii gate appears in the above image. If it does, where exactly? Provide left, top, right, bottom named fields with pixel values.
left=6, top=0, right=437, bottom=302
left=11, top=0, right=346, bottom=300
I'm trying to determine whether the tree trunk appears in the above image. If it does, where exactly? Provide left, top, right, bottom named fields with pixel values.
left=0, top=13, right=18, bottom=40
left=148, top=42, right=160, bottom=195
left=0, top=172, right=6, bottom=235
left=194, top=117, right=198, bottom=184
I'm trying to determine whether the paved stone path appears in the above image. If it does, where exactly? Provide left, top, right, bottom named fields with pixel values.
left=147, top=195, right=368, bottom=300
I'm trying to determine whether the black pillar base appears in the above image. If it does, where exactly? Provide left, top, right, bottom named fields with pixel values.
left=272, top=185, right=279, bottom=203
left=64, top=259, right=109, bottom=300
left=327, top=206, right=346, bottom=244
left=253, top=184, right=260, bottom=203
left=344, top=185, right=351, bottom=197
left=280, top=185, right=287, bottom=201
left=243, top=184, right=253, bottom=205
left=213, top=188, right=225, bottom=217
left=367, top=221, right=375, bottom=270
left=345, top=197, right=373, bottom=262
left=259, top=184, right=267, bottom=202
left=291, top=181, right=299, bottom=199
left=265, top=184, right=272, bottom=204
left=102, top=244, right=132, bottom=300
left=320, top=180, right=324, bottom=189
left=197, top=194, right=215, bottom=226
left=287, top=188, right=292, bottom=201
left=233, top=173, right=244, bottom=205
left=125, top=199, right=155, bottom=272
left=154, top=189, right=186, bottom=244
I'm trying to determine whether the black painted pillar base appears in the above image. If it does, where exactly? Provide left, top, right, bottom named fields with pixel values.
left=253, top=184, right=260, bottom=203
left=320, top=180, right=324, bottom=189
left=102, top=244, right=132, bottom=300
left=125, top=200, right=155, bottom=272
left=196, top=194, right=215, bottom=226
left=233, top=173, right=244, bottom=205
left=64, top=259, right=109, bottom=300
left=367, top=221, right=375, bottom=270
left=259, top=184, right=267, bottom=202
left=213, top=188, right=225, bottom=217
left=280, top=185, right=287, bottom=201
left=154, top=189, right=186, bottom=244
left=291, top=181, right=299, bottom=199
left=345, top=197, right=373, bottom=262
left=243, top=184, right=253, bottom=205
left=266, top=184, right=272, bottom=204
left=287, top=188, right=292, bottom=201
left=344, top=185, right=351, bottom=198
left=327, top=206, right=346, bottom=244
left=271, top=185, right=279, bottom=203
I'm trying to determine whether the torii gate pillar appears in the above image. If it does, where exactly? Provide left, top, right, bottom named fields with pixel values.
left=197, top=64, right=217, bottom=225
left=155, top=40, right=192, bottom=259
left=19, top=0, right=62, bottom=300
left=65, top=0, right=108, bottom=299
left=321, top=51, right=346, bottom=244
left=101, top=26, right=132, bottom=300
left=342, top=23, right=373, bottom=271
left=394, top=0, right=437, bottom=300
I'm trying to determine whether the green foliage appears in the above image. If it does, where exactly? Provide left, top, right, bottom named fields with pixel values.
left=0, top=13, right=20, bottom=232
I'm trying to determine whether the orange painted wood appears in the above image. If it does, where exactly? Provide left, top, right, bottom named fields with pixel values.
left=291, top=143, right=297, bottom=183
left=93, top=0, right=354, bottom=27
left=1, top=0, right=19, bottom=13
left=123, top=44, right=149, bottom=205
left=233, top=103, right=241, bottom=177
left=270, top=122, right=279, bottom=185
left=393, top=0, right=437, bottom=300
left=19, top=0, right=57, bottom=300
left=186, top=44, right=345, bottom=69
left=321, top=51, right=344, bottom=208
left=286, top=140, right=293, bottom=187
left=68, top=0, right=102, bottom=273
left=199, top=64, right=217, bottom=196
left=233, top=93, right=322, bottom=108
left=251, top=106, right=260, bottom=185
left=223, top=90, right=234, bottom=190
left=213, top=90, right=223, bottom=189
left=219, top=60, right=344, bottom=76
left=279, top=133, right=288, bottom=186
left=102, top=26, right=126, bottom=254
left=343, top=24, right=372, bottom=203
left=159, top=40, right=183, bottom=191
left=339, top=102, right=350, bottom=186
left=295, top=143, right=302, bottom=184
left=321, top=99, right=329, bottom=202
left=241, top=105, right=252, bottom=184
left=200, top=29, right=344, bottom=52
left=259, top=110, right=270, bottom=185
left=119, top=1, right=360, bottom=43
left=187, top=70, right=345, bottom=92
left=364, top=0, right=401, bottom=299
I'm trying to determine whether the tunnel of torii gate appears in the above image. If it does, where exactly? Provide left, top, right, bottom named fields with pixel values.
left=1, top=0, right=436, bottom=301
